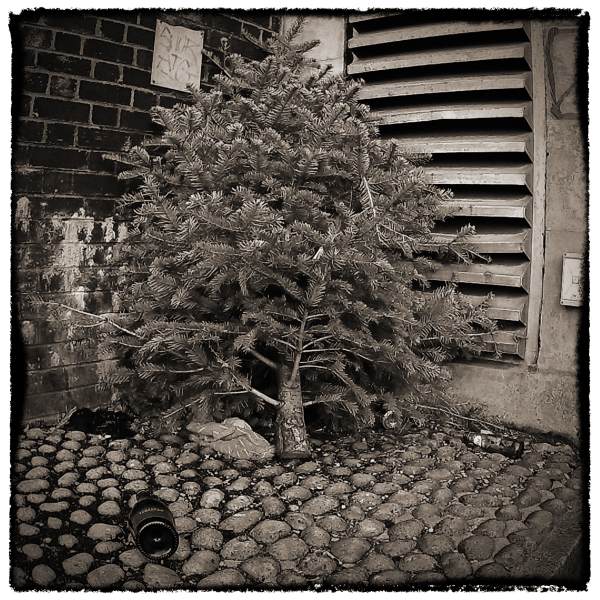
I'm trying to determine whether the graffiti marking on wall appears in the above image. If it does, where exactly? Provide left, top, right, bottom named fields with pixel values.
left=151, top=20, right=204, bottom=92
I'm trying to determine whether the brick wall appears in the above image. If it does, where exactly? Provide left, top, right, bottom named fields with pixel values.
left=12, top=9, right=280, bottom=421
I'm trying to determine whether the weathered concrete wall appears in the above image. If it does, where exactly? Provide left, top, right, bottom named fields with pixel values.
left=13, top=9, right=279, bottom=421
left=450, top=21, right=587, bottom=440
left=282, top=14, right=345, bottom=74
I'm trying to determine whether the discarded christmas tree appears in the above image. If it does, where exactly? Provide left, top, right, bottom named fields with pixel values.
left=98, top=20, right=495, bottom=458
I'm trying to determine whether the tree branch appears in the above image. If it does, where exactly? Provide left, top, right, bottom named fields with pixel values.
left=44, top=302, right=143, bottom=339
left=303, top=334, right=335, bottom=350
left=245, top=348, right=279, bottom=371
left=289, top=315, right=307, bottom=383
left=214, top=356, right=281, bottom=408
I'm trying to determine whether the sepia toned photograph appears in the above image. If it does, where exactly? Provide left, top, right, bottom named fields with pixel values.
left=9, top=4, right=590, bottom=592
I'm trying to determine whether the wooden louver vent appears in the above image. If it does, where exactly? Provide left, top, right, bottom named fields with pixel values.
left=347, top=13, right=537, bottom=359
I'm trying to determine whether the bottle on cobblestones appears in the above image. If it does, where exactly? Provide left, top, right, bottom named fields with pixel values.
left=464, top=431, right=525, bottom=459
left=128, top=493, right=178, bottom=561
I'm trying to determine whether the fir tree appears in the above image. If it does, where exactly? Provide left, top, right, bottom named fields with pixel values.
left=93, top=19, right=495, bottom=458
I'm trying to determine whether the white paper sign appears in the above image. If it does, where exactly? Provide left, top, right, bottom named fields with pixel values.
left=151, top=20, right=204, bottom=92
left=560, top=253, right=584, bottom=307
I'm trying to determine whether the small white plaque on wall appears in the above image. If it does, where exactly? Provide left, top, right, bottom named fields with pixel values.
left=560, top=253, right=584, bottom=307
left=151, top=20, right=204, bottom=92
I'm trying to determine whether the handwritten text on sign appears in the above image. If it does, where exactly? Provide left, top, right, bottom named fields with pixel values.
left=151, top=20, right=204, bottom=92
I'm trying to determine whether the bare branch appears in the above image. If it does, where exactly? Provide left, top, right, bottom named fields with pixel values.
left=289, top=315, right=308, bottom=383
left=44, top=301, right=143, bottom=339
left=303, top=335, right=335, bottom=350
left=245, top=348, right=279, bottom=371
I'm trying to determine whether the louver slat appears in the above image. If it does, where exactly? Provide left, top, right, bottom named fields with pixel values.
left=482, top=329, right=527, bottom=357
left=461, top=291, right=529, bottom=324
left=445, top=195, right=532, bottom=223
left=348, top=12, right=396, bottom=23
left=370, top=100, right=533, bottom=127
left=423, top=165, right=532, bottom=189
left=348, top=43, right=530, bottom=75
left=349, top=20, right=529, bottom=48
left=357, top=73, right=532, bottom=100
left=432, top=229, right=531, bottom=257
left=427, top=261, right=531, bottom=291
left=392, top=132, right=532, bottom=156
left=348, top=15, right=535, bottom=357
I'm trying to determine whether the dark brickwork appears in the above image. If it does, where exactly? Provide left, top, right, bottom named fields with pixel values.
left=12, top=9, right=280, bottom=421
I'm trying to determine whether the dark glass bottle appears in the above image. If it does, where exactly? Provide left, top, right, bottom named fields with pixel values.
left=464, top=431, right=525, bottom=459
left=128, top=493, right=179, bottom=561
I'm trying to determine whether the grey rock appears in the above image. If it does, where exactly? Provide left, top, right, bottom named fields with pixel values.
left=379, top=539, right=418, bottom=558
left=175, top=516, right=197, bottom=533
left=16, top=507, right=36, bottom=523
left=397, top=553, right=437, bottom=573
left=388, top=490, right=420, bottom=507
left=351, top=491, right=381, bottom=510
left=285, top=511, right=315, bottom=531
left=51, top=488, right=73, bottom=501
left=62, top=553, right=94, bottom=577
left=76, top=482, right=98, bottom=494
left=459, top=535, right=496, bottom=561
left=25, top=466, right=50, bottom=480
left=200, top=489, right=225, bottom=509
left=191, top=527, right=223, bottom=551
left=299, top=552, right=337, bottom=577
left=87, top=523, right=121, bottom=542
left=327, top=567, right=369, bottom=586
left=143, top=564, right=181, bottom=588
left=21, top=543, right=43, bottom=561
left=169, top=498, right=193, bottom=517
left=198, top=568, right=246, bottom=588
left=39, top=501, right=69, bottom=513
left=268, top=535, right=309, bottom=561
left=79, top=495, right=96, bottom=508
left=221, top=537, right=260, bottom=560
left=47, top=517, right=62, bottom=529
left=87, top=564, right=125, bottom=589
left=475, top=562, right=511, bottom=579
left=330, top=537, right=371, bottom=563
left=282, top=485, right=312, bottom=502
left=220, top=510, right=263, bottom=534
left=182, top=550, right=220, bottom=577
left=494, top=543, right=526, bottom=570
left=360, top=552, right=396, bottom=574
left=98, top=501, right=120, bottom=517
left=440, top=552, right=473, bottom=580
left=251, top=519, right=292, bottom=544
left=262, top=496, right=286, bottom=517
left=16, top=479, right=49, bottom=494
left=301, top=525, right=331, bottom=548
left=225, top=495, right=253, bottom=513
left=31, top=564, right=56, bottom=587
left=94, top=541, right=123, bottom=555
left=19, top=523, right=40, bottom=537
left=192, top=508, right=221, bottom=527
left=102, top=487, right=121, bottom=501
left=317, top=514, right=347, bottom=533
left=119, top=548, right=147, bottom=569
left=355, top=518, right=386, bottom=538
left=58, top=534, right=78, bottom=549
left=475, top=519, right=507, bottom=538
left=370, top=569, right=410, bottom=586
left=241, top=555, right=281, bottom=584
left=418, top=533, right=454, bottom=556
left=525, top=509, right=554, bottom=530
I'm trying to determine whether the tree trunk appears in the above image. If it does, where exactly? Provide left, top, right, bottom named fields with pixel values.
left=275, top=365, right=312, bottom=459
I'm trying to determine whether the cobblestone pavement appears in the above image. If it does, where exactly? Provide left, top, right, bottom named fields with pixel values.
left=11, top=424, right=583, bottom=590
